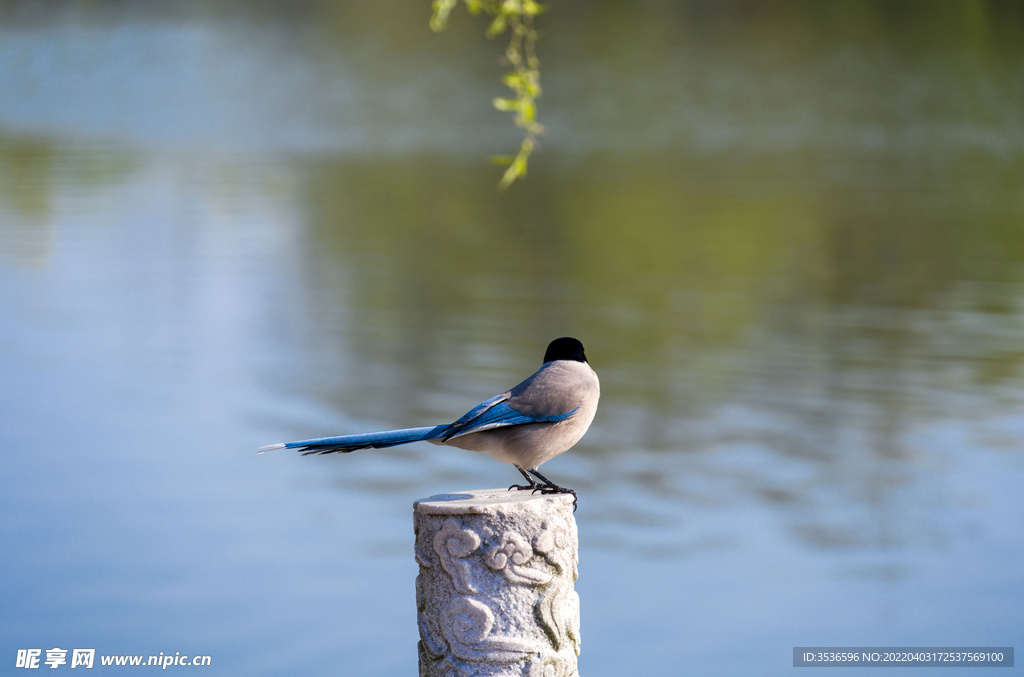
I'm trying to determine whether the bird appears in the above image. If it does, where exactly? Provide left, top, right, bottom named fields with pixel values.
left=259, top=337, right=599, bottom=508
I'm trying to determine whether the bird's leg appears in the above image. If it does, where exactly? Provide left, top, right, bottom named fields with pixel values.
left=508, top=465, right=540, bottom=492
left=526, top=468, right=578, bottom=512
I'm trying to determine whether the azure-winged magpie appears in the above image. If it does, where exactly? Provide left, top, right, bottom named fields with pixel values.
left=259, top=337, right=599, bottom=508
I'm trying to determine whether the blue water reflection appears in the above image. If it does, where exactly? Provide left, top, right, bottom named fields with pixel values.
left=1, top=3, right=1022, bottom=676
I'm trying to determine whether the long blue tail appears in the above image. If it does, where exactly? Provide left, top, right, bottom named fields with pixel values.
left=258, top=425, right=449, bottom=456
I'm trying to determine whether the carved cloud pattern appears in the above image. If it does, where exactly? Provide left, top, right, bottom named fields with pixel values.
left=418, top=508, right=580, bottom=676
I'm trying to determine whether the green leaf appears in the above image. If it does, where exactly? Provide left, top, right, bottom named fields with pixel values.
left=523, top=1, right=546, bottom=15
left=429, top=0, right=545, bottom=190
left=502, top=72, right=524, bottom=89
left=500, top=0, right=521, bottom=16
left=485, top=14, right=507, bottom=37
left=492, top=97, right=518, bottom=111
left=520, top=98, right=535, bottom=123
left=429, top=0, right=457, bottom=32
left=498, top=162, right=520, bottom=190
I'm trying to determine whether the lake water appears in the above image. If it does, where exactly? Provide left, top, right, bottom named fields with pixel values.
left=1, top=2, right=1022, bottom=675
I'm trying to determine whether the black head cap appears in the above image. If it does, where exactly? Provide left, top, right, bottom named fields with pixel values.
left=543, top=337, right=587, bottom=364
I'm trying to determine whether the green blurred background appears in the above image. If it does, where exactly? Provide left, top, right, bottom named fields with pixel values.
left=0, top=1, right=1021, bottom=675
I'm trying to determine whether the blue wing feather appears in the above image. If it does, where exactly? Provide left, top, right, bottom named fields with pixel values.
left=267, top=392, right=579, bottom=455
left=445, top=394, right=506, bottom=427
left=442, top=401, right=578, bottom=441
left=282, top=425, right=447, bottom=455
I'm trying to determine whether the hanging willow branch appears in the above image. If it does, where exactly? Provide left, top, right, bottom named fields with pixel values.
left=430, top=0, right=546, bottom=190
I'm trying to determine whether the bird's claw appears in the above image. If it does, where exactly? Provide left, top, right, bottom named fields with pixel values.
left=511, top=466, right=578, bottom=511
left=531, top=485, right=578, bottom=512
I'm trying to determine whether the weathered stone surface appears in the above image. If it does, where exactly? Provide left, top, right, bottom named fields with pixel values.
left=414, top=489, right=580, bottom=677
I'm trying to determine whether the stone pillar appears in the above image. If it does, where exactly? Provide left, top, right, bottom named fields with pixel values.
left=413, top=488, right=581, bottom=677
